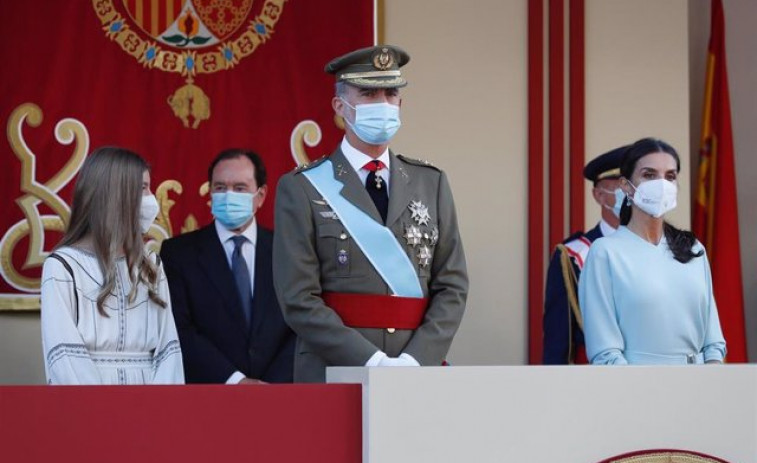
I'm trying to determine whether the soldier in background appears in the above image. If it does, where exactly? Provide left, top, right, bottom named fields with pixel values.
left=542, top=145, right=628, bottom=364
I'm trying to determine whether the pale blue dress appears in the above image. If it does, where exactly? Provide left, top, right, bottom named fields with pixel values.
left=578, top=226, right=726, bottom=365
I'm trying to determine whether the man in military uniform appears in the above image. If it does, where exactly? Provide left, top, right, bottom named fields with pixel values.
left=542, top=145, right=628, bottom=364
left=273, top=45, right=468, bottom=382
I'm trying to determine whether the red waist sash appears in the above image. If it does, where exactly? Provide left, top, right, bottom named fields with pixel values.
left=322, top=292, right=428, bottom=330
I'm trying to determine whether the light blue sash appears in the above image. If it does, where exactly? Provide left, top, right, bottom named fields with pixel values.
left=302, top=160, right=423, bottom=298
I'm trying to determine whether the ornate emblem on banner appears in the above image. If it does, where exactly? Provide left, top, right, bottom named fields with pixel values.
left=92, top=0, right=287, bottom=128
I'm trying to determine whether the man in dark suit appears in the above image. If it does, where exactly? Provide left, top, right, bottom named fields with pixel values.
left=273, top=45, right=468, bottom=382
left=542, top=145, right=628, bottom=364
left=161, top=149, right=295, bottom=383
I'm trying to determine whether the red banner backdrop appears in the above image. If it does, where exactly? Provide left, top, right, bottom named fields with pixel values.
left=0, top=1, right=374, bottom=310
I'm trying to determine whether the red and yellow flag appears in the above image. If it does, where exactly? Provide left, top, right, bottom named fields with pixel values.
left=693, top=0, right=747, bottom=362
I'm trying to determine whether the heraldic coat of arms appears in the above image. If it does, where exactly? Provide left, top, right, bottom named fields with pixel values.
left=92, top=0, right=286, bottom=128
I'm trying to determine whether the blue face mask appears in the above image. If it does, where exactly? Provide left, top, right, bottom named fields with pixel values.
left=599, top=187, right=626, bottom=218
left=341, top=98, right=401, bottom=145
left=612, top=188, right=626, bottom=218
left=211, top=191, right=257, bottom=230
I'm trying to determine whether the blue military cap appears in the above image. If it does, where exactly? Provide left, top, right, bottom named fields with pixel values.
left=583, top=145, right=629, bottom=184
left=325, top=45, right=410, bottom=89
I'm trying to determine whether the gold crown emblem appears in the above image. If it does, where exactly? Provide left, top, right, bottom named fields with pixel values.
left=373, top=48, right=394, bottom=70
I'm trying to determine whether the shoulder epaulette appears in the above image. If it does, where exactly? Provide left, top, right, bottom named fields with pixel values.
left=294, top=155, right=328, bottom=173
left=396, top=154, right=441, bottom=171
left=561, top=230, right=584, bottom=245
left=561, top=233, right=593, bottom=270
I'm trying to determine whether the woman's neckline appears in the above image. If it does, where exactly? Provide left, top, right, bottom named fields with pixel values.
left=620, top=225, right=667, bottom=248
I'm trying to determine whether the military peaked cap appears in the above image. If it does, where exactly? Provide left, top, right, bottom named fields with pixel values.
left=325, top=45, right=410, bottom=89
left=583, top=145, right=629, bottom=184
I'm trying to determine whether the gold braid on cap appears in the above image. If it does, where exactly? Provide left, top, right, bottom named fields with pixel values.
left=343, top=76, right=405, bottom=87
left=596, top=168, right=621, bottom=180
left=339, top=70, right=402, bottom=80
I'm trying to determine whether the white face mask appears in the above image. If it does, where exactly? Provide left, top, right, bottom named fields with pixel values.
left=139, top=194, right=160, bottom=234
left=630, top=178, right=677, bottom=218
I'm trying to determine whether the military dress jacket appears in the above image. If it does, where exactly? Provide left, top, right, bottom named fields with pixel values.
left=542, top=223, right=603, bottom=364
left=273, top=148, right=468, bottom=382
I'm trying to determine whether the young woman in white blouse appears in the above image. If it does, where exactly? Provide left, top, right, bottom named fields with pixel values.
left=578, top=138, right=726, bottom=365
left=41, top=146, right=184, bottom=384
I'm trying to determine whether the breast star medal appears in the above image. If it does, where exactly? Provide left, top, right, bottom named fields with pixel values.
left=404, top=224, right=422, bottom=246
left=417, top=245, right=432, bottom=267
left=408, top=200, right=430, bottom=226
left=428, top=226, right=439, bottom=246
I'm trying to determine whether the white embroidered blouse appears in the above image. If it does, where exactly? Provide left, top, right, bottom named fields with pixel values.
left=40, top=247, right=184, bottom=384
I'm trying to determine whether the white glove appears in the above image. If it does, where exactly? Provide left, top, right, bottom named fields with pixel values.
left=378, top=353, right=420, bottom=367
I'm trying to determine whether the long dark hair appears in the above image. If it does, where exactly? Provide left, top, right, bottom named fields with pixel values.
left=59, top=146, right=166, bottom=315
left=619, top=138, right=703, bottom=263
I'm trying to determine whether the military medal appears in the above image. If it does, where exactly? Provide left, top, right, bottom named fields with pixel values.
left=374, top=164, right=384, bottom=189
left=408, top=200, right=430, bottom=226
left=404, top=224, right=422, bottom=246
left=428, top=226, right=439, bottom=246
left=417, top=245, right=432, bottom=267
left=313, top=198, right=339, bottom=220
left=337, top=249, right=349, bottom=266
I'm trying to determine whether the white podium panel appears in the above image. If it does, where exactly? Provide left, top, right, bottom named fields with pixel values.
left=327, top=366, right=757, bottom=463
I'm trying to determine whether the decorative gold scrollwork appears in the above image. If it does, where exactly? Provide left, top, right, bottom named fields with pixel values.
left=290, top=120, right=323, bottom=166
left=0, top=103, right=88, bottom=299
left=1, top=103, right=238, bottom=310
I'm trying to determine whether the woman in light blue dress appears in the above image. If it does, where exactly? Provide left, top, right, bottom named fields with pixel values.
left=578, top=138, right=726, bottom=365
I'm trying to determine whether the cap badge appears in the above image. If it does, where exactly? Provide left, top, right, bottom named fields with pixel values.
left=373, top=48, right=394, bottom=70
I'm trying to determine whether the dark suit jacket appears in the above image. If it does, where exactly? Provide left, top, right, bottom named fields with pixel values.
left=160, top=223, right=295, bottom=383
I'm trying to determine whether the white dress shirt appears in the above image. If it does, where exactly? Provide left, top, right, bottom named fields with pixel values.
left=215, top=218, right=257, bottom=384
left=341, top=137, right=391, bottom=193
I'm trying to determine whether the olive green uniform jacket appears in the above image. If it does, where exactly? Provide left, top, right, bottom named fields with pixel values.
left=273, top=148, right=468, bottom=382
